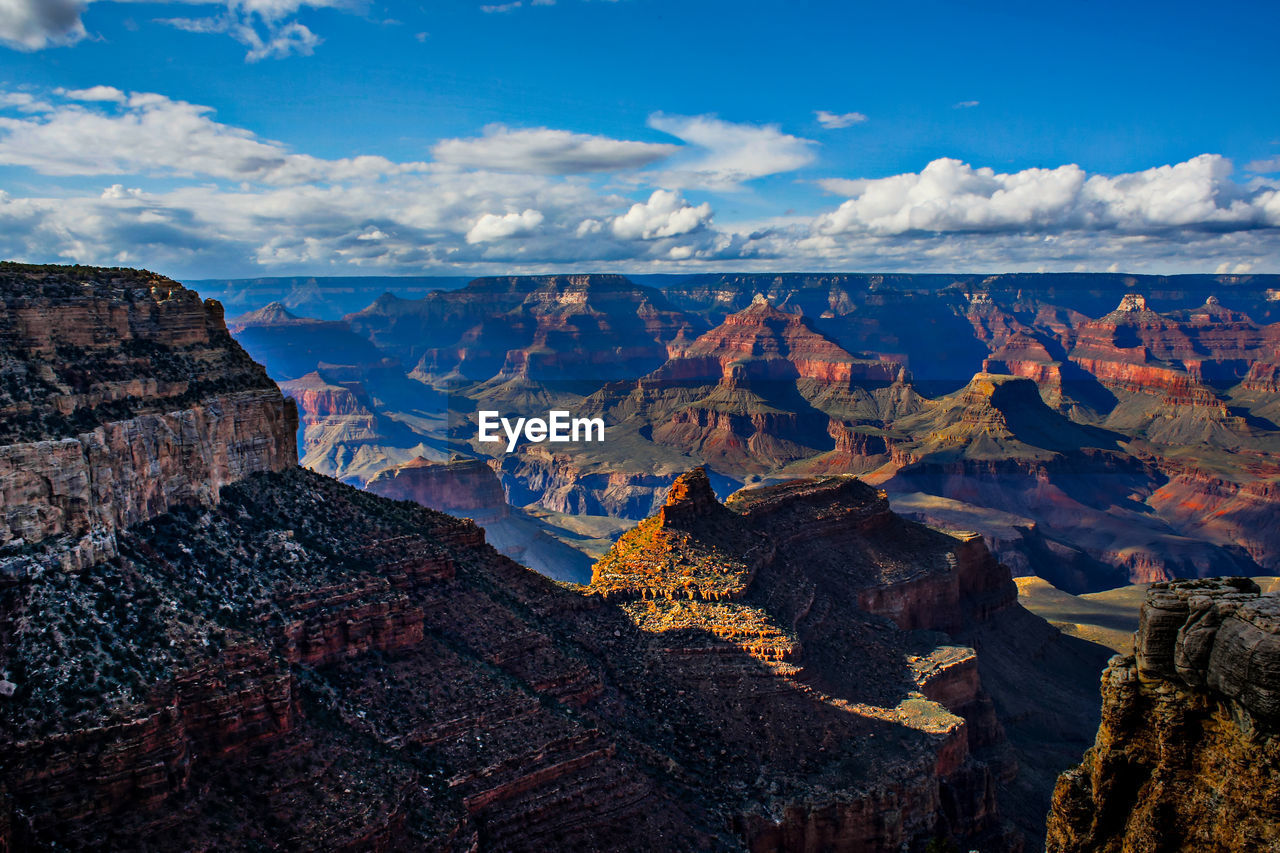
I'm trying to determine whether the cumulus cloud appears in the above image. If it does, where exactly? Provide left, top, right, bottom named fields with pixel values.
left=1248, top=156, right=1280, bottom=173
left=813, top=155, right=1280, bottom=237
left=646, top=113, right=817, bottom=190
left=0, top=89, right=421, bottom=183
left=433, top=124, right=679, bottom=174
left=1, top=84, right=1278, bottom=277
left=815, top=110, right=867, bottom=129
left=56, top=85, right=127, bottom=102
left=466, top=209, right=545, bottom=243
left=0, top=0, right=87, bottom=50
left=610, top=190, right=712, bottom=240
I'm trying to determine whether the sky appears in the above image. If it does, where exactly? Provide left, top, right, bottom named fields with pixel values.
left=0, top=0, right=1277, bottom=279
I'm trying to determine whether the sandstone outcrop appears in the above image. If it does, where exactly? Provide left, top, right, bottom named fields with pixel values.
left=1045, top=579, right=1280, bottom=852
left=594, top=469, right=1109, bottom=849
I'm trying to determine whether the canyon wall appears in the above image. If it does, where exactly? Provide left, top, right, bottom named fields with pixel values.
left=0, top=265, right=297, bottom=571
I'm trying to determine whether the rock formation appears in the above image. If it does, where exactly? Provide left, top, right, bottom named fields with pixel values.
left=0, top=264, right=297, bottom=571
left=0, top=266, right=1112, bottom=850
left=1045, top=579, right=1280, bottom=852
left=346, top=274, right=700, bottom=385
left=228, top=270, right=1280, bottom=596
left=594, top=469, right=1110, bottom=849
left=587, top=297, right=918, bottom=477
left=880, top=374, right=1261, bottom=589
left=227, top=301, right=386, bottom=381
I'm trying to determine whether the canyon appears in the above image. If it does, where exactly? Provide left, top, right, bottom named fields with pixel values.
left=4, top=264, right=1279, bottom=851
left=0, top=263, right=1118, bottom=850
left=229, top=272, right=1280, bottom=592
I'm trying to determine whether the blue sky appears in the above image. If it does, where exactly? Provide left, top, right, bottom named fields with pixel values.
left=0, top=0, right=1277, bottom=278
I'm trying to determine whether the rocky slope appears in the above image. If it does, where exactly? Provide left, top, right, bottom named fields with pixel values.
left=0, top=263, right=297, bottom=571
left=594, top=469, right=1110, bottom=849
left=1045, top=578, right=1280, bottom=852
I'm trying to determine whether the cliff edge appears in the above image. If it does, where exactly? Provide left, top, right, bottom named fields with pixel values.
left=1045, top=578, right=1280, bottom=851
left=0, top=263, right=297, bottom=571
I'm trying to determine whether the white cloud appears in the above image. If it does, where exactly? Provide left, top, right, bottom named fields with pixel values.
left=610, top=190, right=712, bottom=240
left=158, top=1, right=337, bottom=62
left=0, top=0, right=87, bottom=50
left=0, top=89, right=422, bottom=183
left=0, top=0, right=349, bottom=61
left=815, top=110, right=867, bottom=129
left=433, top=124, right=679, bottom=174
left=813, top=155, right=1280, bottom=237
left=1248, top=156, right=1280, bottom=173
left=0, top=91, right=53, bottom=112
left=466, top=208, right=545, bottom=243
left=954, top=100, right=980, bottom=109
left=0, top=85, right=1278, bottom=277
left=56, top=85, right=127, bottom=102
left=646, top=113, right=817, bottom=190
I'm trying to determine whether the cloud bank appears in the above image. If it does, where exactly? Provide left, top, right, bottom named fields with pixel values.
left=0, top=87, right=1277, bottom=277
left=814, top=155, right=1280, bottom=236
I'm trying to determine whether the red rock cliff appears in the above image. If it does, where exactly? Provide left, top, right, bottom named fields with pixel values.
left=0, top=265, right=297, bottom=570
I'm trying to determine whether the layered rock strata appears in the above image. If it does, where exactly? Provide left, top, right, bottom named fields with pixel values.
left=0, top=265, right=297, bottom=571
